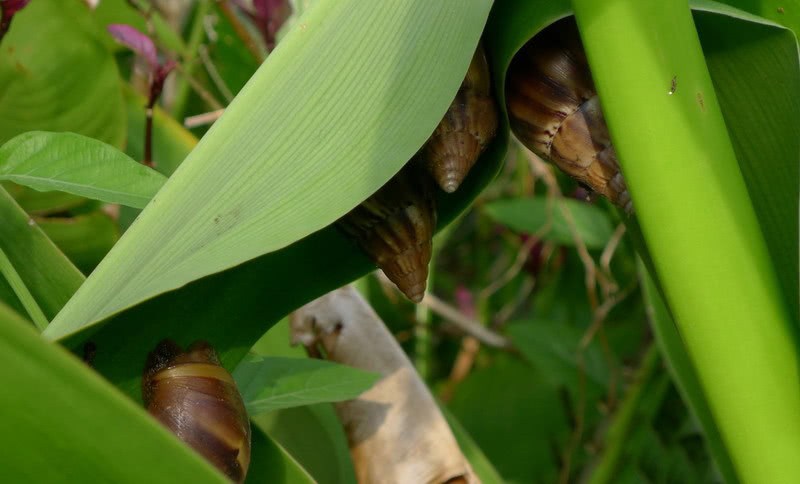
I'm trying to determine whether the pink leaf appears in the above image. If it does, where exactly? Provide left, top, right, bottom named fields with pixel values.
left=107, top=24, right=158, bottom=70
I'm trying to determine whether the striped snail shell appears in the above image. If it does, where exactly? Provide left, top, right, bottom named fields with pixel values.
left=422, top=44, right=498, bottom=193
left=338, top=160, right=436, bottom=303
left=506, top=17, right=633, bottom=213
left=143, top=340, right=251, bottom=483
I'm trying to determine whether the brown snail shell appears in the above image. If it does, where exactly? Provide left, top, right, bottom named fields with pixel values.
left=143, top=340, right=251, bottom=483
left=422, top=44, right=499, bottom=193
left=338, top=161, right=436, bottom=303
left=505, top=17, right=633, bottom=213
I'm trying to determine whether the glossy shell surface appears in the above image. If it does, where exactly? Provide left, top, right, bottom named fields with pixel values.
left=506, top=17, right=632, bottom=213
left=143, top=340, right=251, bottom=483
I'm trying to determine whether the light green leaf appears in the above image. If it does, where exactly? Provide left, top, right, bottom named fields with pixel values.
left=234, top=355, right=380, bottom=415
left=0, top=132, right=167, bottom=209
left=0, top=0, right=125, bottom=146
left=483, top=197, right=614, bottom=249
left=0, top=187, right=84, bottom=322
left=0, top=306, right=227, bottom=483
left=569, top=1, right=800, bottom=482
left=46, top=0, right=498, bottom=340
left=639, top=262, right=738, bottom=484
left=0, top=248, right=48, bottom=330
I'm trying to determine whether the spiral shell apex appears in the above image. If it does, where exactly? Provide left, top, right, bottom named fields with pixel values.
left=339, top=162, right=436, bottom=303
left=143, top=340, right=251, bottom=483
left=423, top=44, right=498, bottom=193
left=506, top=17, right=633, bottom=213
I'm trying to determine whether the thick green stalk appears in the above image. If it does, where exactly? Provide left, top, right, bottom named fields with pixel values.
left=570, top=1, right=800, bottom=482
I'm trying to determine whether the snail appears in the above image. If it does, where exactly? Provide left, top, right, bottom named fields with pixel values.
left=338, top=160, right=436, bottom=303
left=143, top=340, right=251, bottom=483
left=422, top=44, right=499, bottom=193
left=505, top=17, right=633, bottom=213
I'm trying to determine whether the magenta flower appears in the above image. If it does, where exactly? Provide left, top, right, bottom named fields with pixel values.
left=235, top=0, right=291, bottom=51
left=107, top=23, right=176, bottom=167
left=0, top=0, right=31, bottom=43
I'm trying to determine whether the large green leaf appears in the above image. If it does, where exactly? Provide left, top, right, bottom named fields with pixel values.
left=569, top=1, right=799, bottom=483
left=233, top=355, right=380, bottom=415
left=0, top=132, right=167, bottom=209
left=0, top=307, right=228, bottom=483
left=46, top=0, right=500, bottom=340
left=692, top=4, right=799, bottom=319
left=639, top=262, right=737, bottom=484
left=0, top=0, right=125, bottom=147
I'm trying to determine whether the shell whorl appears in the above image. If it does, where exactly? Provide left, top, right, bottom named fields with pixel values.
left=506, top=17, right=632, bottom=213
left=338, top=161, right=436, bottom=303
left=423, top=44, right=498, bottom=193
left=143, top=340, right=251, bottom=483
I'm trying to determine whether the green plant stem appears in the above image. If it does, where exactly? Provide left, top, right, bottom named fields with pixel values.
left=588, top=344, right=659, bottom=484
left=0, top=249, right=48, bottom=331
left=171, top=0, right=213, bottom=117
left=640, top=260, right=738, bottom=483
left=571, top=1, right=800, bottom=482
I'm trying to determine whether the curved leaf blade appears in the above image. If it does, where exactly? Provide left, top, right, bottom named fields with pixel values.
left=46, top=0, right=495, bottom=340
left=234, top=355, right=380, bottom=415
left=0, top=132, right=167, bottom=209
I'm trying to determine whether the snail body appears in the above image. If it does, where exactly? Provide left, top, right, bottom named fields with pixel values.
left=338, top=161, right=436, bottom=303
left=506, top=17, right=632, bottom=213
left=423, top=44, right=498, bottom=193
left=143, top=340, right=251, bottom=483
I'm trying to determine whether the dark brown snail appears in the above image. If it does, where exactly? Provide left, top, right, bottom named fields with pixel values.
left=422, top=44, right=499, bottom=193
left=143, top=340, right=251, bottom=483
left=506, top=17, right=633, bottom=213
left=338, top=160, right=436, bottom=303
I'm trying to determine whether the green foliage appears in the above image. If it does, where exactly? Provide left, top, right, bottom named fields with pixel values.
left=234, top=356, right=380, bottom=415
left=484, top=198, right=615, bottom=249
left=0, top=0, right=796, bottom=482
left=0, top=132, right=167, bottom=208
left=0, top=0, right=125, bottom=146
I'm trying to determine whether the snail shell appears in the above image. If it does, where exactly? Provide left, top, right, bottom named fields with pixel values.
left=506, top=17, right=633, bottom=213
left=338, top=161, right=436, bottom=303
left=422, top=44, right=498, bottom=193
left=143, top=340, right=251, bottom=483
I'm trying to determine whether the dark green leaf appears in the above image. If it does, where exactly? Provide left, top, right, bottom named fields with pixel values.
left=483, top=198, right=614, bottom=249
